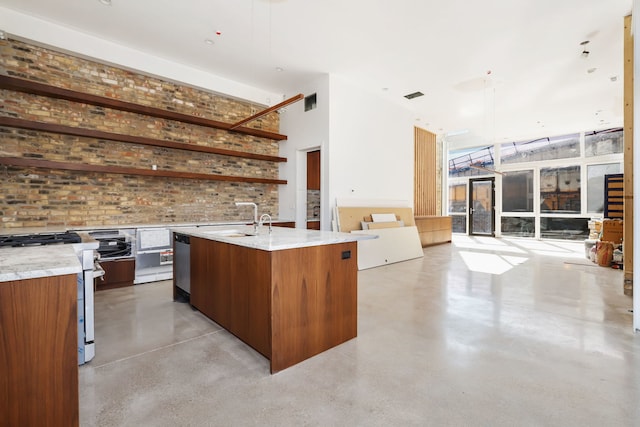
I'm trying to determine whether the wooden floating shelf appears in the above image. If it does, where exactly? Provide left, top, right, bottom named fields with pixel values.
left=0, top=156, right=287, bottom=185
left=0, top=117, right=287, bottom=163
left=229, top=93, right=304, bottom=130
left=0, top=75, right=288, bottom=141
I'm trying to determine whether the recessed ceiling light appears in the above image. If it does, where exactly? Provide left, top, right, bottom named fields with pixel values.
left=382, top=87, right=389, bottom=91
left=587, top=67, right=597, bottom=74
left=610, top=76, right=618, bottom=82
left=204, top=39, right=214, bottom=45
left=98, top=0, right=112, bottom=5
left=275, top=67, right=284, bottom=72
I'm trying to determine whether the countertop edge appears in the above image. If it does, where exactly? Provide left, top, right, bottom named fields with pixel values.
left=0, top=245, right=82, bottom=283
left=0, top=220, right=295, bottom=236
left=172, top=225, right=376, bottom=251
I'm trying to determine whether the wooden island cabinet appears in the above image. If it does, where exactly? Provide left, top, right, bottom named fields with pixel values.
left=0, top=245, right=85, bottom=426
left=0, top=270, right=80, bottom=426
left=182, top=226, right=364, bottom=373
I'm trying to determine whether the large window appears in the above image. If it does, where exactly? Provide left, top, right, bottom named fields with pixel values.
left=585, top=128, right=623, bottom=157
left=448, top=183, right=466, bottom=213
left=587, top=163, right=622, bottom=213
left=501, top=133, right=580, bottom=165
left=540, top=166, right=581, bottom=213
left=449, top=146, right=494, bottom=178
left=501, top=217, right=534, bottom=237
left=502, top=170, right=533, bottom=212
left=451, top=216, right=467, bottom=233
left=449, top=183, right=467, bottom=233
left=446, top=128, right=622, bottom=241
left=540, top=217, right=588, bottom=240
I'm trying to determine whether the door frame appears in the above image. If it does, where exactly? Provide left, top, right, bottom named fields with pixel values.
left=469, top=177, right=495, bottom=236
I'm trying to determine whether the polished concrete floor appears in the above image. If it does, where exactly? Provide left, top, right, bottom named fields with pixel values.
left=80, top=236, right=640, bottom=426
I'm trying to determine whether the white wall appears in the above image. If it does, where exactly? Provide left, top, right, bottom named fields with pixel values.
left=280, top=74, right=417, bottom=230
left=278, top=75, right=330, bottom=227
left=327, top=75, right=416, bottom=213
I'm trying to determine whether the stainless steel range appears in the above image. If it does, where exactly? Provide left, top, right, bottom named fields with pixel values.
left=0, top=231, right=103, bottom=365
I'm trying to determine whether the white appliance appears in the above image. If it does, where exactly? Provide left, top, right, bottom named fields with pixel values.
left=134, top=227, right=173, bottom=284
left=73, top=237, right=103, bottom=365
left=0, top=231, right=103, bottom=365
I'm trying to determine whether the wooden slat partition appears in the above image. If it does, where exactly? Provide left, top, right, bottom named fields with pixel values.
left=414, top=127, right=438, bottom=216
left=623, top=14, right=633, bottom=296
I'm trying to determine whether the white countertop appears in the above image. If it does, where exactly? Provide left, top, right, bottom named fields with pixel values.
left=173, top=225, right=376, bottom=251
left=0, top=220, right=292, bottom=236
left=0, top=245, right=82, bottom=282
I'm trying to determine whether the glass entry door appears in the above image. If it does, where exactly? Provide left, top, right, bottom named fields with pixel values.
left=469, top=178, right=495, bottom=236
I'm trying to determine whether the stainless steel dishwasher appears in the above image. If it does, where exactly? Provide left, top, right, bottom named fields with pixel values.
left=173, top=233, right=191, bottom=299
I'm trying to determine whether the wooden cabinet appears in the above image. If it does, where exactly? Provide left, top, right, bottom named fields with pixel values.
left=190, top=237, right=270, bottom=357
left=188, top=237, right=357, bottom=373
left=230, top=244, right=271, bottom=356
left=274, top=221, right=296, bottom=228
left=0, top=274, right=79, bottom=426
left=307, top=220, right=320, bottom=230
left=307, top=150, right=320, bottom=190
left=414, top=216, right=452, bottom=246
left=96, top=258, right=135, bottom=291
left=270, top=242, right=357, bottom=372
left=191, top=237, right=229, bottom=328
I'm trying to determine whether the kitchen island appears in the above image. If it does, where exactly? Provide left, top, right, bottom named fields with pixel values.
left=172, top=225, right=374, bottom=373
left=0, top=245, right=82, bottom=426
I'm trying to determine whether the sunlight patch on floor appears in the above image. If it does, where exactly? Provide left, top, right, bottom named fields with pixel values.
left=458, top=251, right=529, bottom=275
left=452, top=236, right=528, bottom=255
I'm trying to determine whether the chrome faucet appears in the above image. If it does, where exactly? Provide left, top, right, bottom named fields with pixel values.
left=259, top=213, right=273, bottom=234
left=235, top=202, right=258, bottom=233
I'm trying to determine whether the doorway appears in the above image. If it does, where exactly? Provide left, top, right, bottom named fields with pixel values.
left=306, top=150, right=321, bottom=230
left=469, top=178, right=495, bottom=236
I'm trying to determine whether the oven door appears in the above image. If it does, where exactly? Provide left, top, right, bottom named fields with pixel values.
left=82, top=261, right=103, bottom=363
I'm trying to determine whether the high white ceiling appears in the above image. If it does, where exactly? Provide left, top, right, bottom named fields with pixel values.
left=0, top=0, right=632, bottom=148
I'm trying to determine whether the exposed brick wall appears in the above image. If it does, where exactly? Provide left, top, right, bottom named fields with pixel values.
left=0, top=38, right=282, bottom=228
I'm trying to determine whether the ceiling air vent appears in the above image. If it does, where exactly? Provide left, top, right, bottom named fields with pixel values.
left=404, top=91, right=424, bottom=100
